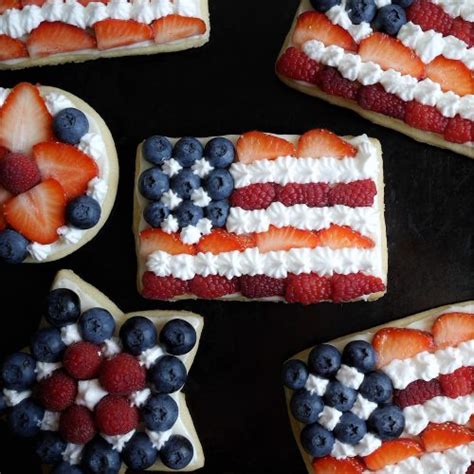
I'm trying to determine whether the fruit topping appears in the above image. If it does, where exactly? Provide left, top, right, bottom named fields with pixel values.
left=256, top=226, right=319, bottom=253
left=357, top=84, right=407, bottom=120
left=160, top=435, right=194, bottom=470
left=308, top=344, right=342, bottom=378
left=204, top=137, right=235, bottom=168
left=285, top=272, right=332, bottom=304
left=333, top=412, right=367, bottom=444
left=8, top=399, right=44, bottom=438
left=432, top=312, right=474, bottom=348
left=291, top=389, right=324, bottom=424
left=0, top=228, right=29, bottom=264
left=141, top=393, right=179, bottom=431
left=347, top=0, right=377, bottom=24
left=148, top=355, right=187, bottom=393
left=141, top=272, right=190, bottom=300
left=236, top=131, right=295, bottom=164
left=78, top=307, right=116, bottom=344
left=420, top=422, right=474, bottom=452
left=59, top=404, right=96, bottom=445
left=358, top=371, right=393, bottom=403
left=122, top=432, right=158, bottom=470
left=170, top=169, right=199, bottom=200
left=367, top=405, right=405, bottom=439
left=324, top=380, right=357, bottom=411
left=144, top=201, right=170, bottom=228
left=0, top=152, right=41, bottom=195
left=197, top=228, right=255, bottom=254
left=30, top=327, right=65, bottom=362
left=81, top=436, right=121, bottom=472
left=119, top=315, right=158, bottom=356
left=143, top=135, right=173, bottom=165
left=444, top=115, right=473, bottom=144
left=38, top=370, right=77, bottom=412
left=426, top=56, right=474, bottom=97
left=312, top=456, right=364, bottom=473
left=394, top=379, right=442, bottom=408
left=277, top=183, right=329, bottom=207
left=317, top=66, right=361, bottom=100
left=139, top=167, right=170, bottom=200
left=99, top=353, right=146, bottom=395
left=363, top=438, right=423, bottom=470
left=95, top=395, right=139, bottom=435
left=205, top=199, right=230, bottom=227
left=282, top=359, right=309, bottom=390
left=174, top=201, right=203, bottom=227
left=297, top=129, right=357, bottom=159
left=373, top=4, right=407, bottom=36
left=159, top=318, right=197, bottom=355
left=438, top=366, right=474, bottom=399
left=34, top=431, right=66, bottom=464
left=45, top=288, right=81, bottom=327
left=240, top=274, right=287, bottom=299
left=331, top=273, right=385, bottom=303
left=313, top=224, right=374, bottom=249
left=152, top=14, right=206, bottom=44
left=94, top=19, right=153, bottom=50
left=405, top=101, right=448, bottom=134
left=190, top=274, right=239, bottom=299
left=1, top=352, right=36, bottom=390
left=204, top=169, right=234, bottom=200
left=342, top=340, right=376, bottom=373
left=63, top=341, right=102, bottom=380
left=0, top=35, right=27, bottom=61
left=140, top=228, right=197, bottom=257
left=52, top=108, right=89, bottom=145
left=300, top=423, right=335, bottom=457
left=276, top=47, right=322, bottom=84
left=406, top=0, right=453, bottom=36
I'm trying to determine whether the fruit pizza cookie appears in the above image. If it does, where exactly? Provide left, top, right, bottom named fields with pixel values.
left=134, top=130, right=388, bottom=303
left=0, top=269, right=204, bottom=472
left=277, top=0, right=474, bottom=158
left=0, top=0, right=209, bottom=69
left=282, top=303, right=474, bottom=473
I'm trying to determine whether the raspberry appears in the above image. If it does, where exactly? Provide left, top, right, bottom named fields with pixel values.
left=450, top=18, right=474, bottom=48
left=95, top=395, right=139, bottom=436
left=331, top=273, right=385, bottom=303
left=328, top=179, right=377, bottom=207
left=393, top=379, right=442, bottom=408
left=63, top=341, right=102, bottom=380
left=358, top=84, right=407, bottom=120
left=189, top=275, right=239, bottom=298
left=407, top=0, right=453, bottom=36
left=439, top=366, right=474, bottom=398
left=276, top=47, right=321, bottom=84
left=142, top=272, right=189, bottom=300
left=99, top=353, right=146, bottom=395
left=59, top=405, right=96, bottom=444
left=405, top=101, right=448, bottom=134
left=38, top=370, right=77, bottom=412
left=285, top=273, right=332, bottom=304
left=468, top=462, right=474, bottom=474
left=317, top=67, right=361, bottom=100
left=230, top=183, right=277, bottom=210
left=444, top=115, right=473, bottom=144
left=239, top=275, right=286, bottom=298
left=0, top=152, right=41, bottom=195
left=276, top=183, right=329, bottom=207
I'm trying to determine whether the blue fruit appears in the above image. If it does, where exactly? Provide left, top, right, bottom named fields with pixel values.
left=342, top=340, right=376, bottom=373
left=175, top=201, right=203, bottom=227
left=1, top=352, right=37, bottom=390
left=205, top=200, right=229, bottom=227
left=290, top=389, right=324, bottom=424
left=359, top=371, right=393, bottom=403
left=310, top=0, right=341, bottom=12
left=347, top=0, right=377, bottom=24
left=122, top=432, right=158, bottom=470
left=160, top=435, right=194, bottom=470
left=0, top=229, right=29, bottom=264
left=119, top=316, right=158, bottom=355
left=204, top=169, right=234, bottom=200
left=45, top=288, right=81, bottom=327
left=334, top=413, right=367, bottom=445
left=81, top=437, right=122, bottom=474
left=173, top=137, right=203, bottom=167
left=30, top=328, right=66, bottom=362
left=308, top=344, right=341, bottom=377
left=368, top=405, right=405, bottom=440
left=66, top=195, right=101, bottom=230
left=324, top=381, right=357, bottom=411
left=53, top=108, right=89, bottom=145
left=79, top=307, right=116, bottom=344
left=374, top=4, right=407, bottom=36
left=393, top=0, right=413, bottom=7
left=281, top=359, right=309, bottom=390
left=0, top=392, right=7, bottom=414
left=159, top=318, right=197, bottom=355
left=51, top=462, right=85, bottom=474
left=139, top=167, right=170, bottom=201
left=141, top=393, right=179, bottom=431
left=35, top=430, right=67, bottom=464
left=149, top=356, right=187, bottom=393
left=204, top=137, right=235, bottom=168
left=8, top=398, right=44, bottom=437
left=143, top=201, right=170, bottom=228
left=300, top=423, right=334, bottom=457
left=143, top=135, right=173, bottom=165
left=170, top=169, right=200, bottom=200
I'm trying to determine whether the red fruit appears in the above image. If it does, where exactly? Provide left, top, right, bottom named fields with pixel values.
left=0, top=185, right=12, bottom=230
left=0, top=82, right=53, bottom=155
left=38, top=370, right=77, bottom=412
left=0, top=35, right=27, bottom=60
left=328, top=179, right=377, bottom=207
left=22, top=0, right=48, bottom=5
left=331, top=272, right=386, bottom=303
left=276, top=183, right=329, bottom=207
left=152, top=14, right=206, bottom=44
left=372, top=327, right=435, bottom=367
left=313, top=224, right=374, bottom=249
left=0, top=152, right=41, bottom=195
left=99, top=353, right=146, bottom=395
left=256, top=226, right=319, bottom=253
left=63, top=341, right=102, bottom=380
left=33, top=142, right=99, bottom=200
left=426, top=56, right=473, bottom=97
left=95, top=395, right=139, bottom=436
left=142, top=272, right=190, bottom=300
left=230, top=183, right=277, bottom=210
left=317, top=67, right=361, bottom=100
left=285, top=272, right=331, bottom=304
left=5, top=179, right=66, bottom=244
left=357, top=84, right=407, bottom=120
left=139, top=228, right=197, bottom=258
left=189, top=275, right=239, bottom=298
left=405, top=101, right=448, bottom=134
left=197, top=229, right=256, bottom=255
left=450, top=18, right=474, bottom=48
left=276, top=46, right=321, bottom=83
left=27, top=22, right=96, bottom=58
left=78, top=0, right=109, bottom=5
left=59, top=405, right=96, bottom=444
left=468, top=415, right=474, bottom=430
left=0, top=146, right=9, bottom=160
left=363, top=439, right=424, bottom=470
left=407, top=0, right=453, bottom=37
left=468, top=462, right=474, bottom=474
left=236, top=131, right=295, bottom=164
left=432, top=312, right=474, bottom=348
left=95, top=19, right=153, bottom=50
left=292, top=11, right=357, bottom=51
left=421, top=422, right=474, bottom=452
left=439, top=366, right=474, bottom=398
left=297, top=129, right=357, bottom=159
left=312, top=455, right=364, bottom=473
left=444, top=115, right=473, bottom=144
left=239, top=275, right=286, bottom=298
left=359, top=33, right=425, bottom=79
left=0, top=0, right=19, bottom=13
left=393, top=379, right=442, bottom=408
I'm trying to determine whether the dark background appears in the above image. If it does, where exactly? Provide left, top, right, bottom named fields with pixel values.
left=0, top=0, right=473, bottom=472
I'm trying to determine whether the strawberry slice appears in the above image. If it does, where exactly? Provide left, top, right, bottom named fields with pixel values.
left=421, top=422, right=474, bottom=452
left=33, top=142, right=98, bottom=200
left=236, top=131, right=295, bottom=164
left=363, top=439, right=424, bottom=470
left=313, top=224, right=374, bottom=249
left=312, top=456, right=364, bottom=473
left=94, top=19, right=153, bottom=50
left=359, top=33, right=425, bottom=79
left=0, top=35, right=27, bottom=61
left=297, top=129, right=357, bottom=159
left=292, top=11, right=357, bottom=52
left=373, top=327, right=435, bottom=367
left=432, top=312, right=474, bottom=348
left=0, top=83, right=53, bottom=155
left=0, top=0, right=19, bottom=13
left=197, top=229, right=256, bottom=255
left=4, top=179, right=66, bottom=244
left=152, top=14, right=206, bottom=44
left=21, top=0, right=46, bottom=5
left=139, top=228, right=196, bottom=257
left=256, top=226, right=319, bottom=253
left=468, top=415, right=474, bottom=430
left=426, top=56, right=474, bottom=97
left=78, top=0, right=109, bottom=5
left=0, top=185, right=12, bottom=231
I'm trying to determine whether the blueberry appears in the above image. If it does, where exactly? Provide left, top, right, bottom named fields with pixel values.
left=290, top=389, right=324, bottom=424
left=66, top=195, right=101, bottom=230
left=81, top=437, right=122, bottom=474
left=334, top=413, right=367, bottom=445
left=171, top=169, right=200, bottom=200
left=0, top=229, right=29, bottom=264
left=205, top=200, right=229, bottom=227
left=310, top=0, right=341, bottom=12
left=374, top=4, right=407, bottom=36
left=393, top=0, right=413, bottom=7
left=53, top=108, right=89, bottom=145
left=204, top=169, right=234, bottom=200
left=359, top=371, right=393, bottom=403
left=51, top=462, right=85, bottom=474
left=141, top=393, right=179, bottom=431
left=160, top=318, right=197, bottom=355
left=139, top=167, right=170, bottom=200
left=8, top=398, right=44, bottom=437
left=324, top=381, right=357, bottom=411
left=45, top=288, right=81, bottom=328
left=143, top=135, right=172, bottom=165
left=119, top=316, right=158, bottom=355
left=0, top=391, right=7, bottom=414
left=300, top=423, right=334, bottom=457
left=143, top=201, right=170, bottom=228
left=308, top=344, right=341, bottom=378
left=346, top=0, right=376, bottom=24
left=160, top=435, right=194, bottom=470
left=79, top=307, right=116, bottom=344
left=368, top=405, right=405, bottom=440
left=281, top=359, right=309, bottom=390
left=122, top=432, right=158, bottom=470
left=204, top=137, right=235, bottom=168
left=173, top=137, right=203, bottom=167
left=149, top=355, right=187, bottom=393
left=1, top=352, right=37, bottom=390
left=30, top=328, right=65, bottom=362
left=175, top=201, right=203, bottom=227
left=35, top=431, right=67, bottom=464
left=342, top=340, right=376, bottom=373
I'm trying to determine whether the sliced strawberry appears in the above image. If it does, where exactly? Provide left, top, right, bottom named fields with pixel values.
left=297, top=129, right=357, bottom=159
left=27, top=22, right=96, bottom=58
left=152, top=14, right=206, bottom=44
left=0, top=0, right=19, bottom=13
left=33, top=142, right=98, bottom=200
left=139, top=228, right=196, bottom=258
left=426, top=56, right=474, bottom=97
left=21, top=0, right=46, bottom=5
left=94, top=19, right=153, bottom=50
left=312, top=456, right=364, bottom=473
left=197, top=229, right=256, bottom=255
left=0, top=185, right=12, bottom=230
left=236, top=131, right=295, bottom=164
left=0, top=83, right=53, bottom=155
left=292, top=11, right=357, bottom=52
left=78, top=0, right=109, bottom=5
left=421, top=422, right=474, bottom=452
left=468, top=415, right=474, bottom=430
left=0, top=35, right=27, bottom=61
left=373, top=327, right=435, bottom=367
left=432, top=312, right=474, bottom=348
left=256, top=226, right=319, bottom=253
left=313, top=224, right=374, bottom=249
left=359, top=33, right=425, bottom=79
left=363, top=439, right=424, bottom=470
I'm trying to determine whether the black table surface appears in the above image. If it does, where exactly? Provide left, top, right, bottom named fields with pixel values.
left=1, top=0, right=473, bottom=472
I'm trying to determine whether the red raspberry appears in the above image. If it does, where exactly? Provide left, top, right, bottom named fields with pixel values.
left=95, top=395, right=139, bottom=436
left=38, top=370, right=77, bottom=412
left=239, top=275, right=286, bottom=298
left=285, top=273, right=332, bottom=305
left=450, top=18, right=474, bottom=48
left=468, top=462, right=474, bottom=474
left=63, top=341, right=102, bottom=380
left=407, top=0, right=453, bottom=36
left=276, top=47, right=321, bottom=84
left=59, top=405, right=96, bottom=444
left=99, top=353, right=146, bottom=395
left=189, top=275, right=239, bottom=298
left=439, top=366, right=474, bottom=398
left=142, top=272, right=189, bottom=300
left=393, top=379, right=442, bottom=408
left=317, top=67, right=361, bottom=100
left=0, top=152, right=41, bottom=195
left=230, top=183, right=277, bottom=210
left=0, top=146, right=9, bottom=160
left=358, top=84, right=407, bottom=120
left=331, top=273, right=385, bottom=303
left=444, top=115, right=473, bottom=144
left=277, top=183, right=329, bottom=207
left=405, top=101, right=448, bottom=134
left=328, top=179, right=377, bottom=207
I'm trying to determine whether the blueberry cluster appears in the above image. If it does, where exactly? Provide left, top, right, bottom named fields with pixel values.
left=282, top=340, right=405, bottom=458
